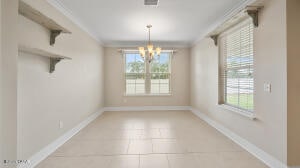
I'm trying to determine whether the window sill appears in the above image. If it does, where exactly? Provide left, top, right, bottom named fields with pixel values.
left=218, top=104, right=256, bottom=120
left=124, top=93, right=172, bottom=97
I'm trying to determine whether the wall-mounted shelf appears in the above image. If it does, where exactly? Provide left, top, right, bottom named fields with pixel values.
left=19, top=45, right=71, bottom=73
left=18, top=0, right=71, bottom=46
left=208, top=6, right=262, bottom=46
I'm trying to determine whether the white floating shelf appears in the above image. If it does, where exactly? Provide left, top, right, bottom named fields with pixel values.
left=18, top=45, right=71, bottom=59
left=208, top=6, right=262, bottom=46
left=19, top=0, right=71, bottom=45
left=19, top=45, right=71, bottom=73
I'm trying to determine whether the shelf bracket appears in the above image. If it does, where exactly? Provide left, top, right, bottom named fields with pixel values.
left=50, top=58, right=62, bottom=73
left=210, top=35, right=218, bottom=46
left=246, top=9, right=259, bottom=27
left=50, top=30, right=62, bottom=46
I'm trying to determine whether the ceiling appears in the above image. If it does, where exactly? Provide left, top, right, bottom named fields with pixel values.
left=51, top=0, right=248, bottom=47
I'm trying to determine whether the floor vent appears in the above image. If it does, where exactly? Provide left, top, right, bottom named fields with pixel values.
left=144, top=0, right=159, bottom=6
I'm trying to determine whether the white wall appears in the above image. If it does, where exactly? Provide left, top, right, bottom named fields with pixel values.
left=1, top=0, right=19, bottom=165
left=17, top=0, right=104, bottom=159
left=190, top=0, right=287, bottom=164
left=104, top=47, right=190, bottom=107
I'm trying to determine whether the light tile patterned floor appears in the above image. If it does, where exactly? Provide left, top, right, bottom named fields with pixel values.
left=37, top=111, right=269, bottom=168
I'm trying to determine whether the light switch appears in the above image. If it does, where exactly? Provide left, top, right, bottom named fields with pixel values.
left=264, top=83, right=271, bottom=93
left=59, top=121, right=64, bottom=129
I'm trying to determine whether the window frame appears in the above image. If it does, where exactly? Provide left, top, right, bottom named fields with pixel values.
left=123, top=50, right=172, bottom=96
left=149, top=53, right=172, bottom=95
left=218, top=18, right=255, bottom=117
left=124, top=51, right=147, bottom=95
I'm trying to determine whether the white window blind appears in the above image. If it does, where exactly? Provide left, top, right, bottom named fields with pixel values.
left=219, top=19, right=254, bottom=112
left=125, top=51, right=171, bottom=95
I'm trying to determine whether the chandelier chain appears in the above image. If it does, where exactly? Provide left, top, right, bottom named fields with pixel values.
left=147, top=25, right=151, bottom=45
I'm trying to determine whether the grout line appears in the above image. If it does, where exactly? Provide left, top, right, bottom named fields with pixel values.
left=73, top=137, right=185, bottom=141
left=50, top=151, right=238, bottom=158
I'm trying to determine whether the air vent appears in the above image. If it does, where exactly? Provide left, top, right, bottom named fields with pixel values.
left=144, top=0, right=159, bottom=6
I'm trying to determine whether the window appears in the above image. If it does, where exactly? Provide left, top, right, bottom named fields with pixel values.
left=150, top=53, right=171, bottom=94
left=125, top=51, right=171, bottom=95
left=125, top=52, right=146, bottom=94
left=219, top=19, right=254, bottom=112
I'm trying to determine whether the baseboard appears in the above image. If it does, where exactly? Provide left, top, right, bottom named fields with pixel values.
left=20, top=106, right=290, bottom=168
left=103, top=106, right=191, bottom=112
left=21, top=109, right=105, bottom=168
left=190, top=107, right=287, bottom=168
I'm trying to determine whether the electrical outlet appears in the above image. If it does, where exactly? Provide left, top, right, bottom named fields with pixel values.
left=264, top=83, right=271, bottom=93
left=59, top=121, right=64, bottom=129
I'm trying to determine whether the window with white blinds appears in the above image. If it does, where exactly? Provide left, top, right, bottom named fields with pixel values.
left=124, top=51, right=171, bottom=95
left=219, top=19, right=254, bottom=112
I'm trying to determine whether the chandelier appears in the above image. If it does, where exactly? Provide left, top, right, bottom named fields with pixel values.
left=138, top=25, right=162, bottom=63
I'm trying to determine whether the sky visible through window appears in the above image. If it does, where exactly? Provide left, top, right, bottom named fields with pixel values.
left=126, top=53, right=169, bottom=64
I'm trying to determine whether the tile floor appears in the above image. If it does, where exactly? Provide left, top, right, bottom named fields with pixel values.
left=37, top=111, right=268, bottom=168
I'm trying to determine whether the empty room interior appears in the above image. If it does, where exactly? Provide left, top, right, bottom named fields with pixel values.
left=1, top=0, right=299, bottom=167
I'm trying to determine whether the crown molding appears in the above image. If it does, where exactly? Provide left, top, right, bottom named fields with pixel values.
left=47, top=0, right=258, bottom=48
left=192, top=0, right=258, bottom=46
left=46, top=0, right=103, bottom=45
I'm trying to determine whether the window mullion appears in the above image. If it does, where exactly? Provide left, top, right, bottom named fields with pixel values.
left=145, top=60, right=150, bottom=94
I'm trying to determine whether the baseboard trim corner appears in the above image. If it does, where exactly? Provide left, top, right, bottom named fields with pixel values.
left=190, top=107, right=287, bottom=168
left=103, top=106, right=191, bottom=112
left=23, top=108, right=105, bottom=168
